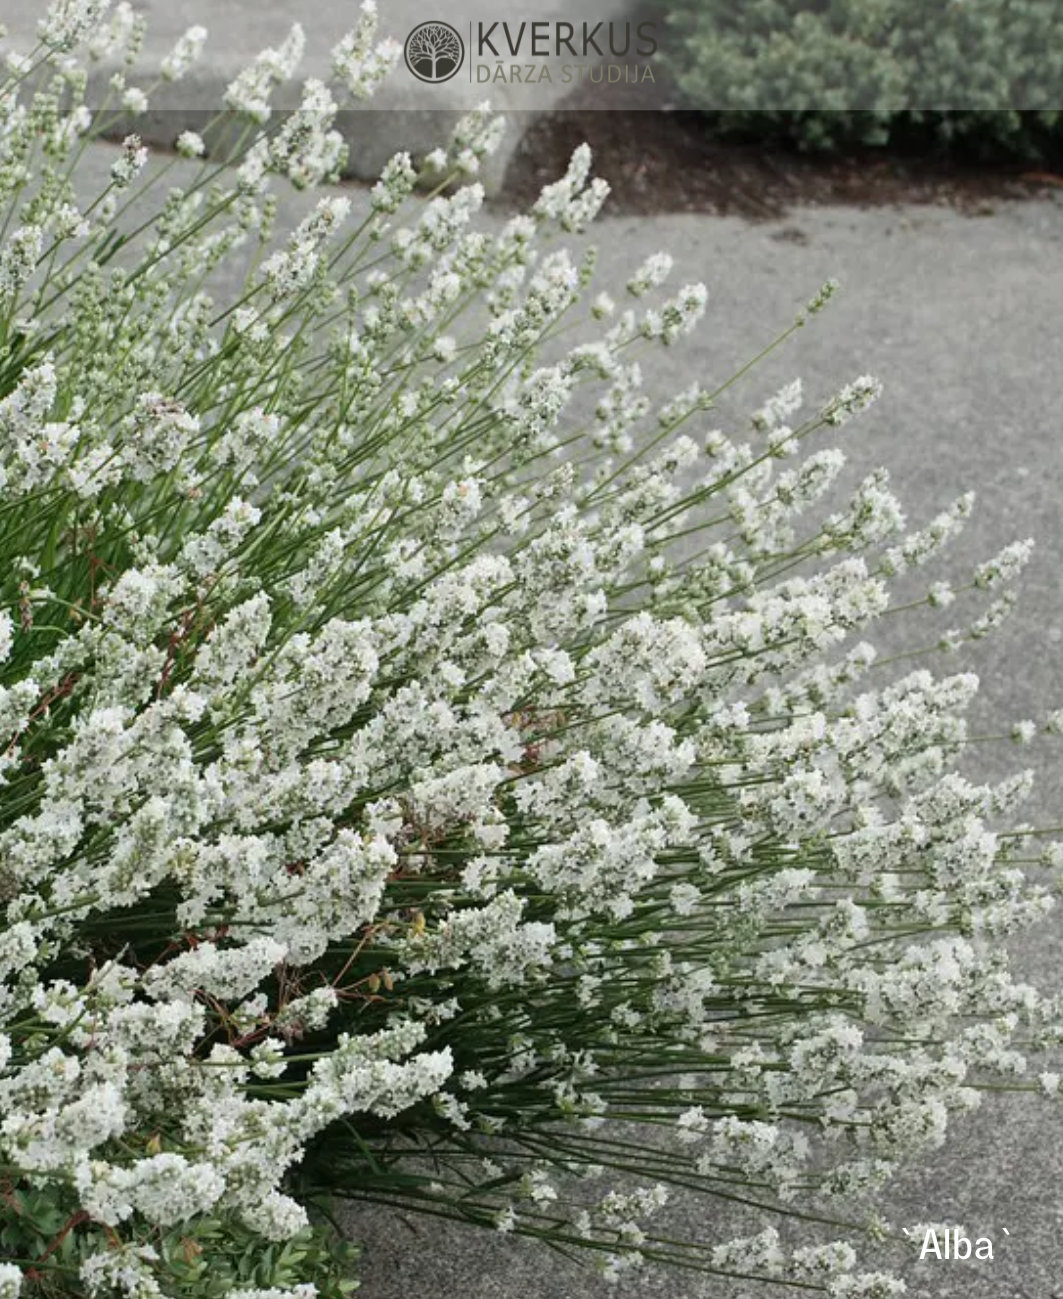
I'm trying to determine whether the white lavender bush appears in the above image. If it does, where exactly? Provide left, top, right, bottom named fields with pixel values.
left=1, top=4, right=1062, bottom=1298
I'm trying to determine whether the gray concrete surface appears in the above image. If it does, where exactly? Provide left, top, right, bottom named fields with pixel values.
left=1, top=0, right=658, bottom=188
left=63, top=139, right=1063, bottom=1296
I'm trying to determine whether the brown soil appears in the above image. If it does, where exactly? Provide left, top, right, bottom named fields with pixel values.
left=502, top=107, right=1063, bottom=222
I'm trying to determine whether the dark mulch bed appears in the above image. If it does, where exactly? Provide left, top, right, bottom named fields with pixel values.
left=502, top=107, right=1063, bottom=221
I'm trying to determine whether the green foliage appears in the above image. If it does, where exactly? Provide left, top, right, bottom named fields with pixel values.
left=664, top=0, right=1063, bottom=155
left=0, top=1180, right=359, bottom=1299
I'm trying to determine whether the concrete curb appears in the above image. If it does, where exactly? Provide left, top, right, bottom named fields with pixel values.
left=4, top=0, right=661, bottom=191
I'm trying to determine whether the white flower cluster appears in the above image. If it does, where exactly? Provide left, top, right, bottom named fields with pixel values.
left=161, top=24, right=207, bottom=81
left=38, top=0, right=110, bottom=51
left=332, top=0, right=402, bottom=100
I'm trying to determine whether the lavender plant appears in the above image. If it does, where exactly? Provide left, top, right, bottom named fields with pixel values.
left=1, top=4, right=1062, bottom=1298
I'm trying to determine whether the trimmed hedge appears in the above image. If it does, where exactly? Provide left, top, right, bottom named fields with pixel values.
left=664, top=0, right=1063, bottom=157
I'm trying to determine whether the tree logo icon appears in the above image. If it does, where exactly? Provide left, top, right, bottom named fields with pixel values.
left=404, top=21, right=465, bottom=83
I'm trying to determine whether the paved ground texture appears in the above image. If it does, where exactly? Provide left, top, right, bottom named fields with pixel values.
left=60, top=117, right=1063, bottom=1299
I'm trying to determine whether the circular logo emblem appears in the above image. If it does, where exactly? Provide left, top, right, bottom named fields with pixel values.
left=404, top=20, right=465, bottom=83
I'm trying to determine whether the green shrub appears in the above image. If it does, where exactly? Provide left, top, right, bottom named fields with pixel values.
left=664, top=0, right=1063, bottom=155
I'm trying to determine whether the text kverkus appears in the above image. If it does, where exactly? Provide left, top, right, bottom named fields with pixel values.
left=475, top=20, right=657, bottom=57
